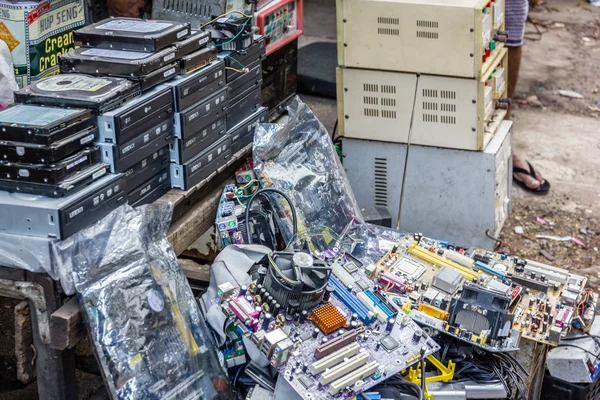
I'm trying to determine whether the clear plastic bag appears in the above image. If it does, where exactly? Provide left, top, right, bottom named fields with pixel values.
left=53, top=204, right=232, bottom=400
left=253, top=97, right=363, bottom=251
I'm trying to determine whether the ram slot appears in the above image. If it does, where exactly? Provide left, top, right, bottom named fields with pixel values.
left=357, top=292, right=388, bottom=322
left=319, top=353, right=369, bottom=384
left=365, top=290, right=395, bottom=319
left=474, top=261, right=506, bottom=279
left=310, top=343, right=361, bottom=375
left=329, top=276, right=375, bottom=324
left=328, top=362, right=379, bottom=395
left=408, top=243, right=479, bottom=281
left=314, top=326, right=366, bottom=359
left=332, top=262, right=356, bottom=287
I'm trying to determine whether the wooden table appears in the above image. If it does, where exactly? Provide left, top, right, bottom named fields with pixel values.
left=0, top=144, right=251, bottom=400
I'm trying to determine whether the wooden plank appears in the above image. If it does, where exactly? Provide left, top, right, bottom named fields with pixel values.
left=14, top=301, right=35, bottom=384
left=178, top=258, right=210, bottom=283
left=50, top=297, right=84, bottom=351
left=168, top=181, right=232, bottom=256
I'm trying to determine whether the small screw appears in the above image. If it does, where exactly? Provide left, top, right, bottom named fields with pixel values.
left=470, top=53, right=474, bottom=57
left=344, top=88, right=348, bottom=92
left=472, top=100, right=476, bottom=104
left=472, top=128, right=476, bottom=132
left=345, top=115, right=349, bottom=119
left=343, top=19, right=347, bottom=23
left=344, top=43, right=348, bottom=47
left=470, top=28, right=474, bottom=32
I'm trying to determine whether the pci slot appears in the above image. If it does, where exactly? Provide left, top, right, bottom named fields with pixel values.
left=357, top=292, right=388, bottom=322
left=365, top=290, right=395, bottom=319
left=328, top=361, right=379, bottom=395
left=329, top=276, right=375, bottom=324
left=310, top=343, right=361, bottom=375
left=314, top=326, right=366, bottom=359
left=319, top=353, right=369, bottom=384
left=474, top=261, right=506, bottom=279
left=408, top=243, right=480, bottom=281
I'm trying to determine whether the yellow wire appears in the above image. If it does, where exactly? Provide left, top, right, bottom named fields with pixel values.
left=200, top=10, right=253, bottom=28
left=225, top=67, right=245, bottom=73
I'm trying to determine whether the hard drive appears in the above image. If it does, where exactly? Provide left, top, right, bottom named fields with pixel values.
left=127, top=168, right=170, bottom=205
left=229, top=107, right=268, bottom=154
left=163, top=60, right=225, bottom=111
left=97, top=86, right=173, bottom=145
left=175, top=30, right=212, bottom=58
left=59, top=46, right=178, bottom=77
left=223, top=36, right=266, bottom=81
left=99, top=120, right=174, bottom=173
left=0, top=105, right=95, bottom=146
left=170, top=117, right=226, bottom=164
left=174, top=88, right=228, bottom=139
left=180, top=47, right=218, bottom=74
left=0, top=147, right=100, bottom=184
left=170, top=135, right=231, bottom=191
left=14, top=74, right=140, bottom=114
left=228, top=60, right=262, bottom=101
left=227, top=85, right=262, bottom=129
left=0, top=127, right=98, bottom=164
left=0, top=163, right=110, bottom=198
left=75, top=17, right=191, bottom=52
left=135, top=63, right=180, bottom=91
left=0, top=173, right=126, bottom=239
left=124, top=146, right=170, bottom=189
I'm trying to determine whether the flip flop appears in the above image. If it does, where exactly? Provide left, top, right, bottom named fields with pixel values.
left=513, top=161, right=550, bottom=194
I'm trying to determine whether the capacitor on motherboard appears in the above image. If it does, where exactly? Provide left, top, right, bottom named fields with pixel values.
left=351, top=313, right=359, bottom=322
left=276, top=303, right=283, bottom=314
left=376, top=342, right=381, bottom=350
left=267, top=296, right=274, bottom=306
left=350, top=321, right=359, bottom=329
left=260, top=288, right=267, bottom=297
left=240, top=285, right=248, bottom=296
left=324, top=285, right=335, bottom=302
left=300, top=310, right=308, bottom=322
left=294, top=313, right=300, bottom=322
left=412, top=331, right=422, bottom=343
left=543, top=321, right=548, bottom=332
left=386, top=318, right=395, bottom=332
left=540, top=275, right=546, bottom=282
left=262, top=313, right=272, bottom=331
left=245, top=295, right=254, bottom=304
left=287, top=300, right=300, bottom=317
left=322, top=337, right=329, bottom=345
left=302, top=363, right=309, bottom=373
left=255, top=306, right=262, bottom=315
left=548, top=314, right=554, bottom=324
left=313, top=328, right=320, bottom=338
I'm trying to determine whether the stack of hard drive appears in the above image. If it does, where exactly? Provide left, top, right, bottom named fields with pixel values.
left=0, top=102, right=126, bottom=240
left=220, top=36, right=269, bottom=156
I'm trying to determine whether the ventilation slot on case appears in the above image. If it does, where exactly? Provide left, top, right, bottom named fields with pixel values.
left=441, top=90, right=457, bottom=99
left=378, top=28, right=400, bottom=36
left=374, top=158, right=388, bottom=207
left=378, top=17, right=400, bottom=25
left=364, top=108, right=379, bottom=117
left=441, top=115, right=456, bottom=124
left=382, top=110, right=396, bottom=119
left=417, top=31, right=439, bottom=39
left=364, top=84, right=379, bottom=93
left=423, top=89, right=438, bottom=98
left=416, top=20, right=438, bottom=28
left=441, top=103, right=456, bottom=112
left=381, top=98, right=396, bottom=107
left=381, top=85, right=396, bottom=94
left=423, top=114, right=438, bottom=123
left=364, top=96, right=379, bottom=105
left=423, top=102, right=438, bottom=111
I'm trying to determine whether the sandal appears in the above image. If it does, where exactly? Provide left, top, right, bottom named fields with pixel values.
left=513, top=161, right=550, bottom=194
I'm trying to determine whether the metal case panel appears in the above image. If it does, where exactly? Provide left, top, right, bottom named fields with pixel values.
left=343, top=120, right=513, bottom=249
left=338, top=0, right=504, bottom=78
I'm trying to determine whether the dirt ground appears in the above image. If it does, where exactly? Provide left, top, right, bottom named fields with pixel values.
left=499, top=0, right=600, bottom=290
left=1, top=0, right=599, bottom=399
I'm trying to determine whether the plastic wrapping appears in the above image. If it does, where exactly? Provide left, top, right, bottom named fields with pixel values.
left=253, top=97, right=363, bottom=251
left=52, top=204, right=232, bottom=400
left=340, top=222, right=409, bottom=266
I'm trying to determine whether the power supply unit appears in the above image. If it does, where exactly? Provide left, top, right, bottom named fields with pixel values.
left=336, top=0, right=506, bottom=78
left=337, top=48, right=508, bottom=151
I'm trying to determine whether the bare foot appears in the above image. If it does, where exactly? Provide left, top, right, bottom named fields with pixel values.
left=513, top=152, right=545, bottom=190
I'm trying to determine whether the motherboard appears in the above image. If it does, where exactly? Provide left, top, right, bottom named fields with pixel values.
left=215, top=251, right=439, bottom=400
left=365, top=234, right=593, bottom=352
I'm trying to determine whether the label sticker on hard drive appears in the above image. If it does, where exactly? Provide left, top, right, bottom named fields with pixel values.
left=80, top=134, right=95, bottom=145
left=81, top=48, right=149, bottom=60
left=164, top=67, right=176, bottom=78
left=176, top=29, right=187, bottom=38
left=92, top=169, right=106, bottom=180
left=37, top=75, right=112, bottom=92
left=164, top=53, right=175, bottom=62
left=198, top=37, right=209, bottom=46
left=0, top=105, right=81, bottom=126
left=147, top=289, right=165, bottom=312
left=95, top=20, right=172, bottom=33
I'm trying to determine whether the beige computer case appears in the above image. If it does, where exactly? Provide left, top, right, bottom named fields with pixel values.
left=337, top=48, right=508, bottom=151
left=336, top=0, right=505, bottom=78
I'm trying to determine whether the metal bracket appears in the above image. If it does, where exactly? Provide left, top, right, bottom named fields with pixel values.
left=0, top=278, right=50, bottom=344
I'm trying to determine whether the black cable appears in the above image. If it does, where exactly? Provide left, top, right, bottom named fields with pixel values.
left=562, top=334, right=600, bottom=341
left=556, top=344, right=600, bottom=361
left=232, top=365, right=245, bottom=400
left=244, top=188, right=298, bottom=246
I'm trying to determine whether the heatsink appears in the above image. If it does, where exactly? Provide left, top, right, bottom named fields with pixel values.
left=309, top=303, right=347, bottom=335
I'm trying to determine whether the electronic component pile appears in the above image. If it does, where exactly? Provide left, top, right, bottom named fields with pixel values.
left=214, top=250, right=439, bottom=400
left=365, top=234, right=595, bottom=352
